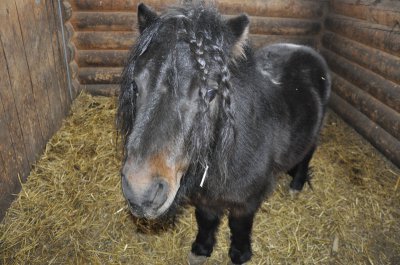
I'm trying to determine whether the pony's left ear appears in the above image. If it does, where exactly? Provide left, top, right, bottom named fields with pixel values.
left=137, top=3, right=158, bottom=33
left=226, top=14, right=250, bottom=59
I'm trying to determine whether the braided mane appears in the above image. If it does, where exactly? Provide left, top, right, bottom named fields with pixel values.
left=118, top=3, right=247, bottom=178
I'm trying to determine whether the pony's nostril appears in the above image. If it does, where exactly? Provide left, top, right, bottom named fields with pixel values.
left=144, top=180, right=168, bottom=209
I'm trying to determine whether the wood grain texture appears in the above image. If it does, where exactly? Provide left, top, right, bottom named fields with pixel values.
left=330, top=93, right=400, bottom=168
left=322, top=31, right=400, bottom=85
left=16, top=0, right=56, bottom=141
left=71, top=11, right=321, bottom=36
left=79, top=67, right=123, bottom=84
left=0, top=95, right=21, bottom=221
left=47, top=0, right=72, bottom=114
left=0, top=38, right=29, bottom=179
left=0, top=0, right=44, bottom=167
left=330, top=0, right=400, bottom=28
left=77, top=50, right=129, bottom=67
left=74, top=31, right=136, bottom=50
left=70, top=0, right=325, bottom=19
left=325, top=15, right=400, bottom=57
left=71, top=11, right=136, bottom=31
left=0, top=0, right=72, bottom=220
left=322, top=48, right=400, bottom=113
left=74, top=31, right=316, bottom=50
left=331, top=73, right=400, bottom=140
left=81, top=84, right=120, bottom=96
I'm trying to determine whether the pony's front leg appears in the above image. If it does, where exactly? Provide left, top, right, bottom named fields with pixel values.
left=228, top=211, right=255, bottom=265
left=188, top=207, right=222, bottom=265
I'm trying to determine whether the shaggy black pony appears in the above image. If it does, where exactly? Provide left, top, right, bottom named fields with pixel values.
left=118, top=3, right=331, bottom=264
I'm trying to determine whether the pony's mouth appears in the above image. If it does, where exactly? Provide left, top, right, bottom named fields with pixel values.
left=125, top=174, right=182, bottom=219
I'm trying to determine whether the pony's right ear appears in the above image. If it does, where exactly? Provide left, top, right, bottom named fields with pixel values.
left=137, top=3, right=158, bottom=33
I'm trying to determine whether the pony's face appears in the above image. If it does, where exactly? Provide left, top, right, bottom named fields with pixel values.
left=118, top=4, right=249, bottom=219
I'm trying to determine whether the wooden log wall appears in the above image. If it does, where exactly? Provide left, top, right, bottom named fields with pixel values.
left=69, top=0, right=327, bottom=96
left=0, top=0, right=74, bottom=220
left=322, top=0, right=400, bottom=167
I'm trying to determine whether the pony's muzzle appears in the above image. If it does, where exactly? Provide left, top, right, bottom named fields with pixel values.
left=121, top=173, right=169, bottom=218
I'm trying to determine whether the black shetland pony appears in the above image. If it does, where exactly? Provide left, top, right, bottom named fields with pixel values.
left=118, top=3, right=331, bottom=264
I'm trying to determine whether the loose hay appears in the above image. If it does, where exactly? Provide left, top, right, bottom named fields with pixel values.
left=1, top=93, right=399, bottom=264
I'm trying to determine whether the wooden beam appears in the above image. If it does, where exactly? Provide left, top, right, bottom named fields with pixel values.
left=74, top=31, right=136, bottom=50
left=70, top=0, right=325, bottom=19
left=71, top=11, right=321, bottom=36
left=71, top=11, right=136, bottom=31
left=77, top=50, right=129, bottom=67
left=81, top=84, right=120, bottom=97
left=74, top=31, right=316, bottom=50
left=325, top=14, right=400, bottom=57
left=329, top=93, right=400, bottom=168
left=322, top=31, right=400, bottom=85
left=248, top=16, right=321, bottom=36
left=331, top=73, right=400, bottom=140
left=330, top=0, right=400, bottom=28
left=321, top=48, right=400, bottom=113
left=79, top=67, right=123, bottom=84
left=251, top=35, right=317, bottom=49
left=76, top=32, right=318, bottom=67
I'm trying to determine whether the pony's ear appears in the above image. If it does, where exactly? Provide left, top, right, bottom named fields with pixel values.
left=137, top=3, right=158, bottom=33
left=226, top=14, right=250, bottom=59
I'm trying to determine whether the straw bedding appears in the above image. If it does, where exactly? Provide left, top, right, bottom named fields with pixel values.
left=1, top=93, right=399, bottom=264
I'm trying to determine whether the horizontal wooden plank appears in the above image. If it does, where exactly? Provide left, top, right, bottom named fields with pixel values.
left=329, top=93, right=400, bottom=168
left=74, top=31, right=136, bottom=50
left=325, top=15, right=400, bottom=56
left=79, top=67, right=123, bottom=84
left=249, top=16, right=321, bottom=36
left=71, top=11, right=321, bottom=36
left=81, top=84, right=120, bottom=96
left=322, top=31, right=400, bottom=85
left=251, top=35, right=317, bottom=49
left=77, top=50, right=129, bottom=67
left=74, top=30, right=317, bottom=50
left=70, top=0, right=174, bottom=11
left=77, top=36, right=316, bottom=86
left=331, top=73, right=400, bottom=140
left=330, top=0, right=400, bottom=28
left=321, top=48, right=400, bottom=113
left=71, top=0, right=325, bottom=19
left=71, top=11, right=136, bottom=31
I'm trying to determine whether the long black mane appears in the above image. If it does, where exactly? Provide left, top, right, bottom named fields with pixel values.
left=118, top=3, right=246, bottom=176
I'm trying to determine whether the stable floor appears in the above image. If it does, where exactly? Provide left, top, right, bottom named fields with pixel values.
left=0, top=93, right=399, bottom=264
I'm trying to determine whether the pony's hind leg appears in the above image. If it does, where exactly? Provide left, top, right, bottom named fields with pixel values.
left=288, top=145, right=315, bottom=195
left=188, top=207, right=222, bottom=265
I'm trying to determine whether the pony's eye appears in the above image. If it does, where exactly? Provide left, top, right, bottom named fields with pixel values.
left=206, top=89, right=217, bottom=102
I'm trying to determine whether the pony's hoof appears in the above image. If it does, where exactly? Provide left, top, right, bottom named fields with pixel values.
left=289, top=188, right=301, bottom=199
left=188, top=252, right=208, bottom=265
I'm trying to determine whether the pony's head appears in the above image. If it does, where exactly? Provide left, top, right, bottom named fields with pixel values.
left=118, top=3, right=249, bottom=219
